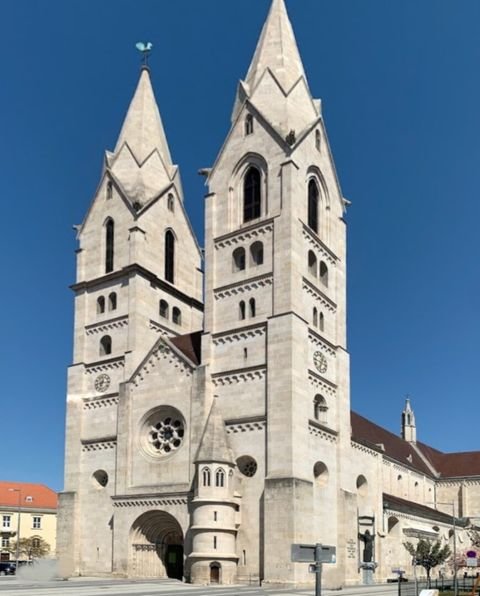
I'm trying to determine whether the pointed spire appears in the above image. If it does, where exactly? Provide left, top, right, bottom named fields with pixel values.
left=401, top=397, right=417, bottom=443
left=245, top=0, right=306, bottom=93
left=114, top=67, right=172, bottom=166
left=195, top=399, right=233, bottom=465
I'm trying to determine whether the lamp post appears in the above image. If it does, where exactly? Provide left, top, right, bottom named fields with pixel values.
left=8, top=489, right=21, bottom=573
left=428, top=500, right=457, bottom=596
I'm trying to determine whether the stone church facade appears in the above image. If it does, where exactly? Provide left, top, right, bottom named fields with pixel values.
left=58, top=0, right=480, bottom=588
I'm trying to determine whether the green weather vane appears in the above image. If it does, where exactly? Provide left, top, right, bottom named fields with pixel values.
left=135, top=42, right=153, bottom=67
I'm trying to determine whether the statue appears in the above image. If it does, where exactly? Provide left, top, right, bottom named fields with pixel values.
left=358, top=529, right=374, bottom=563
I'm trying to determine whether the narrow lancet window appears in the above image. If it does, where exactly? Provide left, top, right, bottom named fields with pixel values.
left=97, top=296, right=105, bottom=314
left=233, top=247, right=246, bottom=272
left=108, top=292, right=117, bottom=311
left=202, top=467, right=211, bottom=487
left=308, top=251, right=317, bottom=277
left=165, top=230, right=175, bottom=284
left=320, top=261, right=328, bottom=287
left=239, top=301, right=246, bottom=321
left=215, top=468, right=225, bottom=488
left=308, top=180, right=319, bottom=233
left=173, top=307, right=182, bottom=325
left=160, top=300, right=169, bottom=319
left=105, top=219, right=115, bottom=273
left=249, top=298, right=256, bottom=318
left=243, top=167, right=261, bottom=223
left=250, top=241, right=264, bottom=266
left=245, top=114, right=254, bottom=136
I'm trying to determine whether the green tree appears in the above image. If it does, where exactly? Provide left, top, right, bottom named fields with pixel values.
left=404, top=540, right=451, bottom=587
left=8, top=537, right=50, bottom=560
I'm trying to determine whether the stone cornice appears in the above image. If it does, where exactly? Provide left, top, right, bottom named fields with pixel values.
left=302, top=277, right=337, bottom=312
left=212, top=365, right=266, bottom=386
left=112, top=491, right=190, bottom=508
left=308, top=370, right=337, bottom=394
left=226, top=416, right=266, bottom=434
left=212, top=323, right=266, bottom=344
left=302, top=224, right=338, bottom=264
left=84, top=356, right=125, bottom=375
left=85, top=315, right=129, bottom=336
left=214, top=219, right=274, bottom=248
left=81, top=437, right=117, bottom=452
left=214, top=273, right=273, bottom=299
left=72, top=264, right=204, bottom=311
left=308, top=420, right=338, bottom=443
left=83, top=395, right=119, bottom=410
left=308, top=329, right=338, bottom=356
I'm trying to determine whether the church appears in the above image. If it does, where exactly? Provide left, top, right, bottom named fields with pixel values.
left=58, top=0, right=480, bottom=588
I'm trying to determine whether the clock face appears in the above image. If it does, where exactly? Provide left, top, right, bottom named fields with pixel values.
left=94, top=373, right=111, bottom=393
left=313, top=351, right=328, bottom=374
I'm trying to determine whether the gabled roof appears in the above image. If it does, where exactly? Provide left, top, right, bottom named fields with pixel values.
left=351, top=411, right=432, bottom=476
left=352, top=410, right=480, bottom=480
left=195, top=399, right=233, bottom=465
left=245, top=0, right=306, bottom=94
left=417, top=442, right=480, bottom=478
left=0, top=482, right=57, bottom=510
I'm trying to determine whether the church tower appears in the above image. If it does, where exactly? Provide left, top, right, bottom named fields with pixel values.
left=58, top=65, right=203, bottom=576
left=203, top=0, right=350, bottom=587
left=401, top=398, right=417, bottom=443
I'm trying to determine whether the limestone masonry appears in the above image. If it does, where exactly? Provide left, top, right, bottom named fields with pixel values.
left=58, top=0, right=480, bottom=588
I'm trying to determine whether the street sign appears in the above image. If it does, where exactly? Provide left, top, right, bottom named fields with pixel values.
left=467, top=558, right=478, bottom=567
left=291, top=544, right=336, bottom=564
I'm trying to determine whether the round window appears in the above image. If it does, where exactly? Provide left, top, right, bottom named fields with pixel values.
left=140, top=406, right=185, bottom=458
left=237, top=456, right=257, bottom=478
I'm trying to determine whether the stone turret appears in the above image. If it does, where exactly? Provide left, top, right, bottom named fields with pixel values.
left=401, top=398, right=417, bottom=443
left=189, top=400, right=238, bottom=585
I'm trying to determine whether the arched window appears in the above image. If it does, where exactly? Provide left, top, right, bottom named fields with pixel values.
left=202, top=467, right=211, bottom=487
left=97, top=296, right=105, bottom=314
left=167, top=193, right=174, bottom=212
left=250, top=241, right=264, bottom=266
left=108, top=292, right=117, bottom=311
left=215, top=468, right=225, bottom=488
left=106, top=180, right=113, bottom=200
left=320, top=261, right=328, bottom=286
left=314, top=395, right=328, bottom=424
left=159, top=300, right=169, bottom=319
left=99, top=335, right=112, bottom=356
left=232, top=247, right=246, bottom=272
left=243, top=166, right=261, bottom=223
left=249, top=298, right=256, bottom=318
left=245, top=114, right=254, bottom=136
left=313, top=307, right=318, bottom=327
left=165, top=230, right=175, bottom=284
left=319, top=311, right=325, bottom=332
left=315, top=130, right=321, bottom=152
left=239, top=301, right=246, bottom=321
left=308, top=179, right=319, bottom=233
left=105, top=219, right=114, bottom=273
left=308, top=251, right=317, bottom=277
left=173, top=307, right=182, bottom=325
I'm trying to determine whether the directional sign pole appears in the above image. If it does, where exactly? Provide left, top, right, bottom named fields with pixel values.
left=315, top=543, right=322, bottom=596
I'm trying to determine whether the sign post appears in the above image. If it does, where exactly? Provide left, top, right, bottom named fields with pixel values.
left=291, top=543, right=336, bottom=596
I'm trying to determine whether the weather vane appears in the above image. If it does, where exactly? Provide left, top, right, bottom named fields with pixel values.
left=135, top=42, right=153, bottom=67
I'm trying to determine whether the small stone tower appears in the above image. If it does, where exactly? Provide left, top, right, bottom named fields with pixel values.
left=401, top=398, right=416, bottom=443
left=189, top=400, right=238, bottom=585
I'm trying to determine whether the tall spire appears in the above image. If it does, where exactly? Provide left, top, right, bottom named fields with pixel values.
left=114, top=67, right=172, bottom=166
left=232, top=0, right=319, bottom=136
left=107, top=67, right=177, bottom=205
left=245, top=0, right=306, bottom=94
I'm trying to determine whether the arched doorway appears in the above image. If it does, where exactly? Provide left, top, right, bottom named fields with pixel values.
left=130, top=511, right=184, bottom=580
left=210, top=562, right=221, bottom=584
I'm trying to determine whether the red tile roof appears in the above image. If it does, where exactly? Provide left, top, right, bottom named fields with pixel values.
left=351, top=411, right=433, bottom=476
left=170, top=331, right=202, bottom=366
left=417, top=442, right=480, bottom=478
left=0, top=482, right=57, bottom=510
left=352, top=411, right=480, bottom=479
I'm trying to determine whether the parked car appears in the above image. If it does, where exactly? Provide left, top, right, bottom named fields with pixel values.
left=0, top=561, right=16, bottom=576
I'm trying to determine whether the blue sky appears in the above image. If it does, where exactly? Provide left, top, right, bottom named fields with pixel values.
left=1, top=0, right=480, bottom=491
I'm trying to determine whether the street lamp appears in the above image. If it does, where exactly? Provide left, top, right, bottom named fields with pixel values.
left=8, top=488, right=21, bottom=573
left=427, top=500, right=457, bottom=596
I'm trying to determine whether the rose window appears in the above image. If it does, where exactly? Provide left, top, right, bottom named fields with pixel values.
left=237, top=455, right=258, bottom=478
left=140, top=406, right=186, bottom=459
left=148, top=416, right=184, bottom=454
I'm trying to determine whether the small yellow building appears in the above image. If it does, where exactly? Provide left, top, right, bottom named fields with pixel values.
left=0, top=482, right=57, bottom=561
